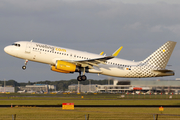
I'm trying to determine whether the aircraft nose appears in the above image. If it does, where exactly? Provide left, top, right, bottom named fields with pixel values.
left=4, top=46, right=10, bottom=54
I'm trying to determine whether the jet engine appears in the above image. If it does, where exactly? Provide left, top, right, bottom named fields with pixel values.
left=51, top=60, right=77, bottom=73
left=51, top=66, right=72, bottom=73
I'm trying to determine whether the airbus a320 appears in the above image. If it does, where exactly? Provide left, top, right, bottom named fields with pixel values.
left=4, top=41, right=176, bottom=81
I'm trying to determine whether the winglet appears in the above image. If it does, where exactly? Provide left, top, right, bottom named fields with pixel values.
left=100, top=52, right=104, bottom=55
left=112, top=46, right=123, bottom=57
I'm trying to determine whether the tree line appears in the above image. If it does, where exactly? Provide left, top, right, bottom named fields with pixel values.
left=0, top=79, right=113, bottom=91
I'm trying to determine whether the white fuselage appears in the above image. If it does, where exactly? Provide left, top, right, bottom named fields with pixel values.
left=4, top=41, right=175, bottom=79
left=4, top=41, right=139, bottom=77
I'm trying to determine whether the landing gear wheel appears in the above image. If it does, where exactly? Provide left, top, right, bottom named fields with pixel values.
left=22, top=59, right=28, bottom=70
left=81, top=75, right=87, bottom=81
left=22, top=66, right=26, bottom=70
left=77, top=76, right=82, bottom=81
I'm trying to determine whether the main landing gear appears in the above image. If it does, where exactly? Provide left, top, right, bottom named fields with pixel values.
left=77, top=75, right=87, bottom=81
left=22, top=59, right=28, bottom=70
left=77, top=67, right=87, bottom=81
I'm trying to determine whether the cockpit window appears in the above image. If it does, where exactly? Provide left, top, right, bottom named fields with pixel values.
left=12, top=43, right=21, bottom=47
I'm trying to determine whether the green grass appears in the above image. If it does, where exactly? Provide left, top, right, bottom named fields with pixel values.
left=1, top=93, right=180, bottom=99
left=0, top=93, right=180, bottom=105
left=0, top=94, right=180, bottom=119
left=0, top=99, right=180, bottom=105
left=0, top=108, right=180, bottom=120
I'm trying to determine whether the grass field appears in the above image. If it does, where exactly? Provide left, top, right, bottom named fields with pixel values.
left=1, top=108, right=180, bottom=120
left=0, top=93, right=180, bottom=119
left=0, top=93, right=180, bottom=105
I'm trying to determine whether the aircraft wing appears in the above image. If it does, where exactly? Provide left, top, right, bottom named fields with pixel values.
left=68, top=46, right=123, bottom=68
left=72, top=56, right=114, bottom=68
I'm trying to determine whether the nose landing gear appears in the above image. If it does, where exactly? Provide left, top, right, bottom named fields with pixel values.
left=22, top=60, right=28, bottom=70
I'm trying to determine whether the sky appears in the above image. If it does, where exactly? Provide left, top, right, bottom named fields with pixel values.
left=0, top=0, right=180, bottom=82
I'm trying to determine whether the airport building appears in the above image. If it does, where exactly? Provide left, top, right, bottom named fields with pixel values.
left=68, top=84, right=82, bottom=92
left=68, top=80, right=180, bottom=93
left=18, top=84, right=56, bottom=93
left=68, top=84, right=98, bottom=93
left=0, top=87, right=15, bottom=93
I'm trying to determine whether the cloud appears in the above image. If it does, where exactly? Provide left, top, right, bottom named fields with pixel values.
left=0, top=0, right=180, bottom=81
left=149, top=25, right=163, bottom=32
left=165, top=24, right=180, bottom=36
left=123, top=22, right=143, bottom=30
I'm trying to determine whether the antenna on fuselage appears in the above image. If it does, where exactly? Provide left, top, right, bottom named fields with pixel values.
left=30, top=40, right=33, bottom=42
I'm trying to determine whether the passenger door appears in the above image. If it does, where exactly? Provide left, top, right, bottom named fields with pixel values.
left=25, top=42, right=32, bottom=53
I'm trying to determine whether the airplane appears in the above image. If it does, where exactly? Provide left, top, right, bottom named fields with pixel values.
left=4, top=40, right=176, bottom=81
left=17, top=90, right=26, bottom=93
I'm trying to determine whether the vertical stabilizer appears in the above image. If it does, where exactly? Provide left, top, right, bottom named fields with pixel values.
left=141, top=41, right=176, bottom=69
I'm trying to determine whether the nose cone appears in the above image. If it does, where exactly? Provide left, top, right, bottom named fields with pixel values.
left=4, top=45, right=19, bottom=57
left=4, top=46, right=10, bottom=54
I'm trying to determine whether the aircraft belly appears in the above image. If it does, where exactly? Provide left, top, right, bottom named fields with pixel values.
left=100, top=67, right=129, bottom=77
left=17, top=50, right=53, bottom=65
left=100, top=66, right=158, bottom=78
left=31, top=53, right=53, bottom=64
left=124, top=67, right=157, bottom=78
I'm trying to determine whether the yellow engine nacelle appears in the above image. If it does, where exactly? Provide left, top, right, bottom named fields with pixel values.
left=51, top=66, right=71, bottom=73
left=51, top=60, right=77, bottom=73
left=56, top=60, right=76, bottom=72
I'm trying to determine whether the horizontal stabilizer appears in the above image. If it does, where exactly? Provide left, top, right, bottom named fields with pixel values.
left=152, top=69, right=175, bottom=76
